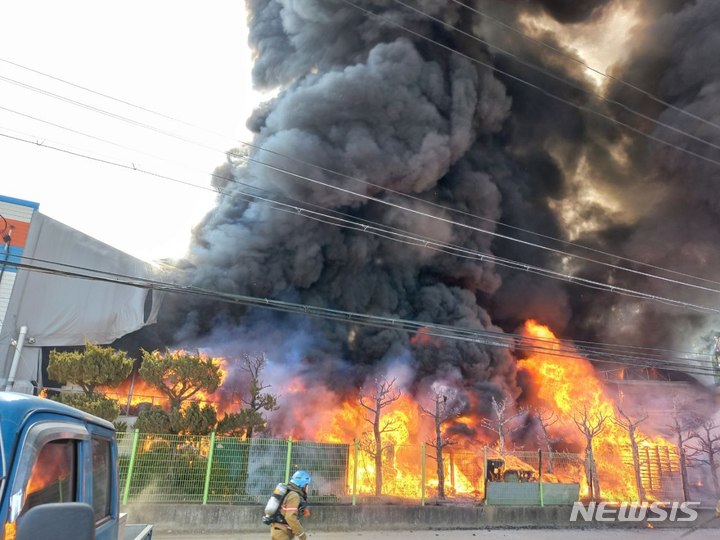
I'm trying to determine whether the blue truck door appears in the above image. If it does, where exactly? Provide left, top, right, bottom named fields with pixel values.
left=86, top=424, right=119, bottom=540
left=5, top=419, right=89, bottom=526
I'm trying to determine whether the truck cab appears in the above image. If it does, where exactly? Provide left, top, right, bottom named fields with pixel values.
left=0, top=392, right=150, bottom=540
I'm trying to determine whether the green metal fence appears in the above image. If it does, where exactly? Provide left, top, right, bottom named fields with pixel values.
left=115, top=432, right=612, bottom=506
left=118, top=432, right=352, bottom=505
left=117, top=432, right=686, bottom=506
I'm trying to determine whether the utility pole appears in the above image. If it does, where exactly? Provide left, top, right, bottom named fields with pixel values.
left=5, top=326, right=28, bottom=391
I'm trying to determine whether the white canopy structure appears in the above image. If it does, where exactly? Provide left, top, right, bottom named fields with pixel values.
left=0, top=195, right=162, bottom=394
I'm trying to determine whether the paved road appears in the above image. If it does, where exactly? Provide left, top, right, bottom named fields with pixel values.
left=152, top=528, right=720, bottom=540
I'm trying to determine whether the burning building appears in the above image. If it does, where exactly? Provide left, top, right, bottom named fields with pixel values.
left=120, top=0, right=720, bottom=503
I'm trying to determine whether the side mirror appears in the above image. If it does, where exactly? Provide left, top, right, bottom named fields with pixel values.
left=16, top=502, right=95, bottom=540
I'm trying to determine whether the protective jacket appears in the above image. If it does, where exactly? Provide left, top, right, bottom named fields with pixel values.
left=271, top=483, right=307, bottom=540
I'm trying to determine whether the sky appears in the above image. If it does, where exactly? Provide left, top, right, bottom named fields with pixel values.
left=0, top=1, right=261, bottom=262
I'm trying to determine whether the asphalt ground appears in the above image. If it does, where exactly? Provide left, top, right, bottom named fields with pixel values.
left=153, top=528, right=720, bottom=540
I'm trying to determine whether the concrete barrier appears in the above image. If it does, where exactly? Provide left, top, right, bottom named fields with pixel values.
left=124, top=504, right=720, bottom=533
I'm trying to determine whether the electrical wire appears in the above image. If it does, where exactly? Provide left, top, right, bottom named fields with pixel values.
left=10, top=251, right=720, bottom=378
left=447, top=0, right=720, bottom=136
left=4, top=58, right=720, bottom=296
left=0, top=128, right=711, bottom=375
left=3, top=48, right=720, bottom=329
left=3, top=254, right=716, bottom=378
left=389, top=0, right=720, bottom=156
left=1, top=17, right=718, bottom=380
left=0, top=105, right=237, bottom=191
left=5, top=81, right=720, bottom=307
left=4, top=128, right=720, bottom=319
left=339, top=0, right=720, bottom=170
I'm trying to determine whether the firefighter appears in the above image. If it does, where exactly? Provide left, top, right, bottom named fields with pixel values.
left=270, top=470, right=311, bottom=540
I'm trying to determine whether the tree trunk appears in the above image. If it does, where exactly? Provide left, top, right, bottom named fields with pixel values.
left=680, top=449, right=689, bottom=502
left=584, top=447, right=594, bottom=500
left=435, top=406, right=445, bottom=499
left=710, top=449, right=720, bottom=497
left=374, top=407, right=383, bottom=496
left=546, top=444, right=555, bottom=474
left=539, top=421, right=554, bottom=473
left=498, top=423, right=505, bottom=455
left=629, top=425, right=645, bottom=502
left=589, top=447, right=601, bottom=501
left=584, top=439, right=601, bottom=501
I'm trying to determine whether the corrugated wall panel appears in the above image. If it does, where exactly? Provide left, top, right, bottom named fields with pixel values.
left=0, top=200, right=35, bottom=223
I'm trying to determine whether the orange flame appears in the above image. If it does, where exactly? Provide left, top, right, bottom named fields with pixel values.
left=101, top=352, right=233, bottom=415
left=410, top=327, right=440, bottom=347
left=85, top=320, right=682, bottom=503
left=309, top=392, right=484, bottom=499
left=517, top=320, right=678, bottom=501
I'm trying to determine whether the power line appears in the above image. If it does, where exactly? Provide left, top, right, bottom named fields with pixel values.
left=447, top=0, right=720, bottom=135
left=0, top=73, right=214, bottom=152
left=4, top=58, right=720, bottom=296
left=0, top=105, right=234, bottom=186
left=6, top=80, right=720, bottom=305
left=194, top=178, right=720, bottom=315
left=4, top=128, right=720, bottom=319
left=339, top=0, right=720, bottom=171
left=2, top=84, right=720, bottom=315
left=390, top=0, right=720, bottom=156
left=3, top=121, right=716, bottom=371
left=0, top=131, right=220, bottom=196
left=5, top=254, right=717, bottom=378
left=1, top=142, right=716, bottom=376
left=4, top=61, right=720, bottom=320
left=0, top=30, right=716, bottom=380
left=238, top=149, right=720, bottom=303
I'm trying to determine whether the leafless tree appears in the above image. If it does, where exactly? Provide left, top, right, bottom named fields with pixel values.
left=535, top=407, right=560, bottom=474
left=481, top=396, right=526, bottom=455
left=239, top=352, right=278, bottom=438
left=359, top=376, right=402, bottom=496
left=615, top=406, right=649, bottom=502
left=666, top=394, right=694, bottom=499
left=419, top=389, right=461, bottom=499
left=667, top=395, right=692, bottom=451
left=572, top=404, right=608, bottom=501
left=686, top=416, right=720, bottom=497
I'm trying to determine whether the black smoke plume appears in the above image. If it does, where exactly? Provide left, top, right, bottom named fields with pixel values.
left=154, top=0, right=719, bottom=430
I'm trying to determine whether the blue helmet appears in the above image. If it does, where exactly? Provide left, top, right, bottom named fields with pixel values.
left=290, top=470, right=311, bottom=488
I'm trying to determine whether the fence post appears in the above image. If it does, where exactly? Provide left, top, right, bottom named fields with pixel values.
left=421, top=442, right=426, bottom=506
left=483, top=446, right=487, bottom=503
left=202, top=431, right=217, bottom=504
left=122, top=429, right=140, bottom=505
left=352, top=438, right=359, bottom=506
left=538, top=448, right=544, bottom=507
left=284, top=436, right=293, bottom=483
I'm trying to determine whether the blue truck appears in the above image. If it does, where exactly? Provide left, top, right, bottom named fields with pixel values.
left=0, top=392, right=152, bottom=540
